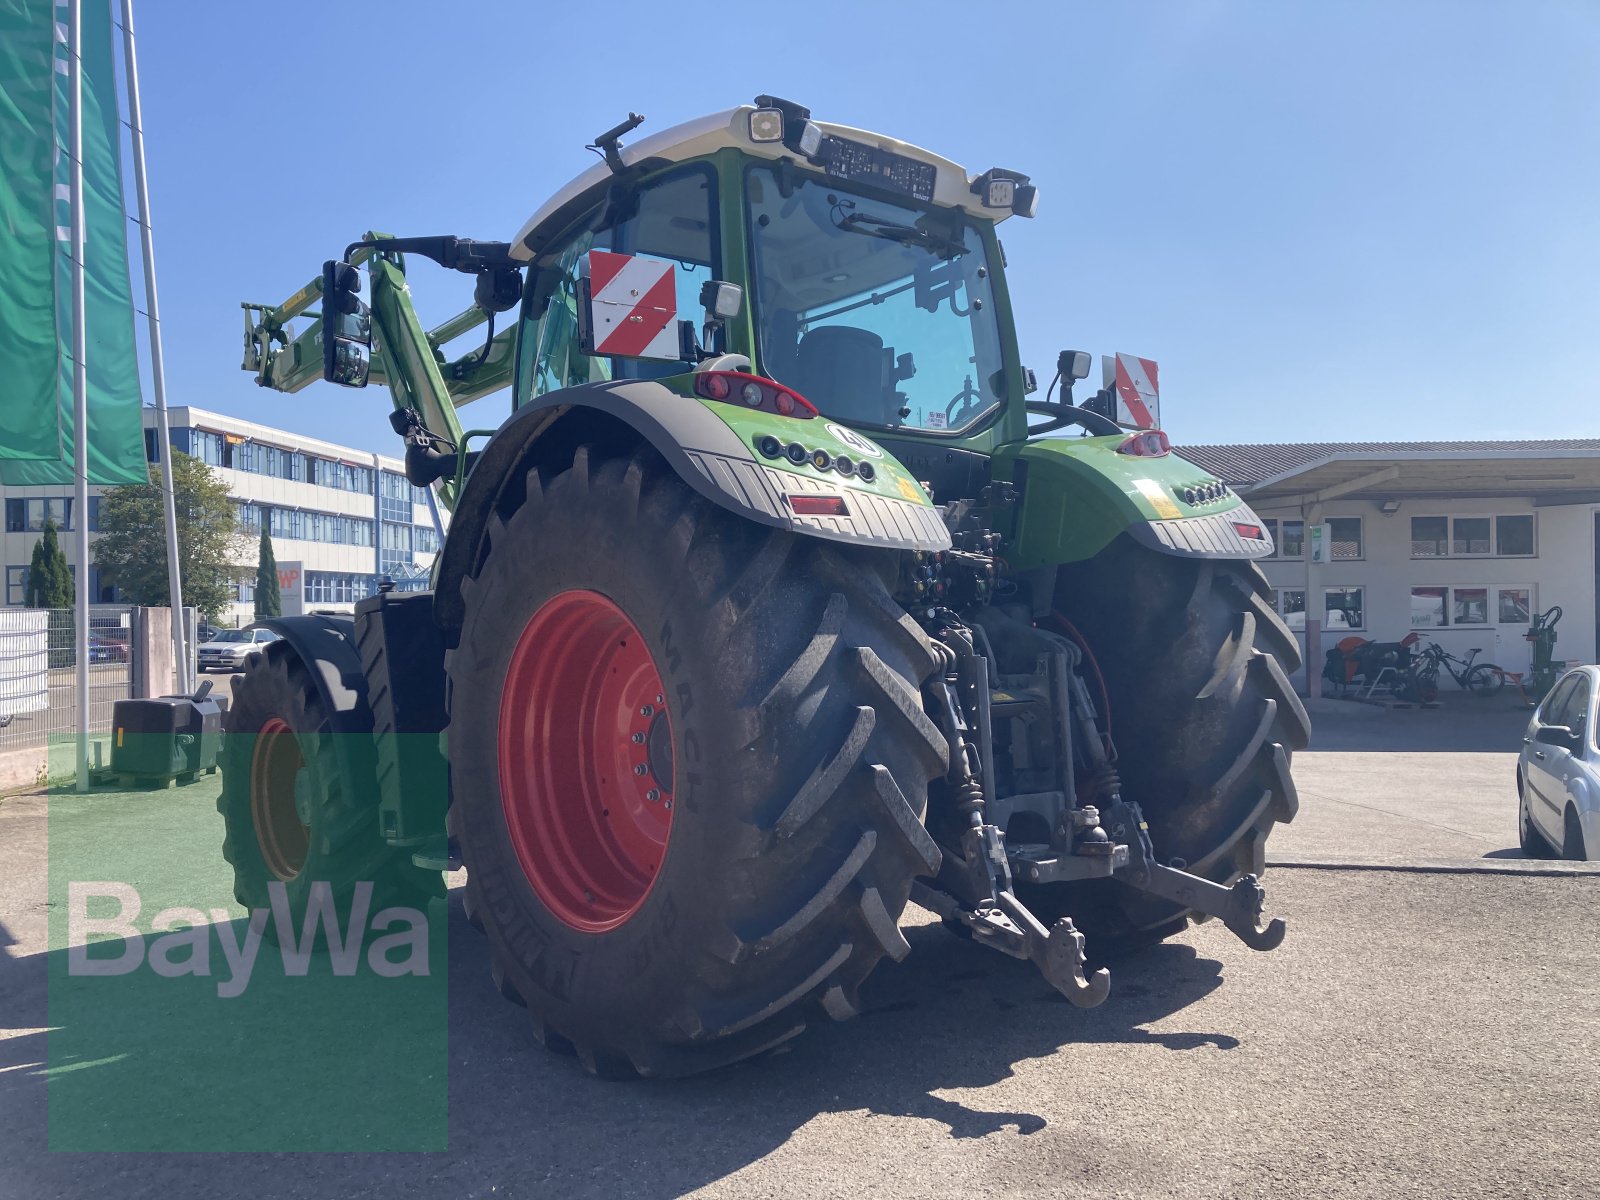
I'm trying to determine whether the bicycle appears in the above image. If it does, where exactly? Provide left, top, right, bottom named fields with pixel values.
left=1409, top=640, right=1505, bottom=700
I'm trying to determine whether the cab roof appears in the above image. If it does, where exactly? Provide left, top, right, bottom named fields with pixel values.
left=509, top=105, right=1011, bottom=262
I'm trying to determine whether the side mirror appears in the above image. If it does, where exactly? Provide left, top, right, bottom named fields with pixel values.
left=1535, top=724, right=1579, bottom=748
left=322, top=260, right=371, bottom=387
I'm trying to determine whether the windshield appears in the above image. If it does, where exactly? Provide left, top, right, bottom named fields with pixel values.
left=212, top=630, right=251, bottom=643
left=745, top=164, right=1006, bottom=434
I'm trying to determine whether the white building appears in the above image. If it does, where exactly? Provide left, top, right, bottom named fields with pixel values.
left=2, top=406, right=443, bottom=626
left=1181, top=439, right=1600, bottom=687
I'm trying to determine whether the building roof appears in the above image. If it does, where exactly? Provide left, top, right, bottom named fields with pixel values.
left=1177, top=439, right=1600, bottom=487
left=1173, top=438, right=1600, bottom=508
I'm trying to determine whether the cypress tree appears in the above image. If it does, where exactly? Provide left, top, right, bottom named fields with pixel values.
left=254, top=525, right=281, bottom=619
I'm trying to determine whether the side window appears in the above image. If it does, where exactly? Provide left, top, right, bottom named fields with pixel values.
left=1559, top=676, right=1591, bottom=739
left=1540, top=677, right=1578, bottom=727
left=519, top=166, right=718, bottom=404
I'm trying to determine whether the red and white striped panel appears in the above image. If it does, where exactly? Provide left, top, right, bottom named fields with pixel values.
left=585, top=250, right=680, bottom=359
left=1107, top=352, right=1160, bottom=430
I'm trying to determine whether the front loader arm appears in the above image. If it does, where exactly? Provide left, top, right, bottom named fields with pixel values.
left=240, top=234, right=518, bottom=510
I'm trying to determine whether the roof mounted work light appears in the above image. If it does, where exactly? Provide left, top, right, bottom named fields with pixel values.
left=751, top=94, right=824, bottom=160
left=973, top=167, right=1039, bottom=218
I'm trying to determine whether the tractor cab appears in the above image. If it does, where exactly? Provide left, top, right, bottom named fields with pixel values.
left=508, top=99, right=1036, bottom=457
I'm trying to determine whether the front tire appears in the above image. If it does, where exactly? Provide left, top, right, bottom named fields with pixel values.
left=446, top=445, right=947, bottom=1077
left=218, top=641, right=439, bottom=936
left=1040, top=536, right=1311, bottom=945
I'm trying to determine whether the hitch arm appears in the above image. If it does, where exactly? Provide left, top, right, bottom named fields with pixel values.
left=1115, top=844, right=1287, bottom=952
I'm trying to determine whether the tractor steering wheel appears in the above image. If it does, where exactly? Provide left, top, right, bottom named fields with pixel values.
left=944, top=378, right=984, bottom=427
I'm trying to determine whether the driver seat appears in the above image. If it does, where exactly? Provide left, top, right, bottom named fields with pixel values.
left=791, top=326, right=895, bottom=425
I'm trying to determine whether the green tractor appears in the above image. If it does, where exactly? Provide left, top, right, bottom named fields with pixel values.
left=228, top=97, right=1308, bottom=1077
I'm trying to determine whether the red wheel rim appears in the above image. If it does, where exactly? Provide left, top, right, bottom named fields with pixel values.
left=498, top=590, right=675, bottom=933
left=251, top=715, right=310, bottom=881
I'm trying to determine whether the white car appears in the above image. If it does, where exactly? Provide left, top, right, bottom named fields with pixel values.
left=1518, top=665, right=1599, bottom=860
left=196, top=626, right=280, bottom=673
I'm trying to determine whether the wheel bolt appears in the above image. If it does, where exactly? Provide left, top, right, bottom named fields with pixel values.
left=631, top=732, right=646, bottom=744
left=663, top=799, right=673, bottom=811
left=640, top=704, right=654, bottom=717
left=646, top=788, right=660, bottom=802
left=633, top=764, right=648, bottom=776
left=655, top=694, right=664, bottom=705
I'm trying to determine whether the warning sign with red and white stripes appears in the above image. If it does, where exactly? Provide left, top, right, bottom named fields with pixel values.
left=582, top=250, right=681, bottom=360
left=1102, top=352, right=1161, bottom=430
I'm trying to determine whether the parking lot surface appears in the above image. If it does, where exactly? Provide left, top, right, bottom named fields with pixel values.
left=2, top=696, right=1596, bottom=1199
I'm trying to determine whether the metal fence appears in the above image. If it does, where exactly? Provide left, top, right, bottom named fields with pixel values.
left=0, top=605, right=133, bottom=751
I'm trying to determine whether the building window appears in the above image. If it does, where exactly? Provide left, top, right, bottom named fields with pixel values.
left=414, top=525, right=439, bottom=554
left=1325, top=587, right=1365, bottom=631
left=5, top=498, right=72, bottom=532
left=1411, top=586, right=1447, bottom=628
left=1452, top=517, right=1491, bottom=556
left=1452, top=587, right=1489, bottom=624
left=6, top=566, right=27, bottom=605
left=144, top=428, right=160, bottom=463
left=190, top=429, right=225, bottom=467
left=304, top=571, right=378, bottom=605
left=1495, top=515, right=1535, bottom=556
left=1264, top=518, right=1304, bottom=558
left=1327, top=517, right=1362, bottom=560
left=1411, top=514, right=1535, bottom=559
left=1278, top=589, right=1307, bottom=630
left=87, top=495, right=99, bottom=532
left=1499, top=588, right=1531, bottom=624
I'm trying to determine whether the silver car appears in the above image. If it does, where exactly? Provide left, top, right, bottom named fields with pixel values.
left=196, top=626, right=280, bottom=673
left=1518, top=665, right=1600, bottom=860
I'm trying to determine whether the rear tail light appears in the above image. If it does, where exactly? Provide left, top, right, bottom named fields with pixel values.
left=788, top=495, right=850, bottom=517
left=694, top=371, right=816, bottom=419
left=1117, top=430, right=1170, bottom=457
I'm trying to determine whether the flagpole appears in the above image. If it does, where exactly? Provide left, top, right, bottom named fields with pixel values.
left=119, top=0, right=188, bottom=694
left=67, top=0, right=90, bottom=791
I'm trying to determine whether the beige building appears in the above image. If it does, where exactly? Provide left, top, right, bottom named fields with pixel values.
left=2, top=406, right=442, bottom=625
left=1179, top=440, right=1600, bottom=686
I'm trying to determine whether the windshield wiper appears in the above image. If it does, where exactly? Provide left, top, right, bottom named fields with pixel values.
left=834, top=212, right=968, bottom=259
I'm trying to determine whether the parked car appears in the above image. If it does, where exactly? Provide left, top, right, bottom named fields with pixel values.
left=1517, top=664, right=1599, bottom=860
left=196, top=626, right=281, bottom=673
left=87, top=632, right=130, bottom=663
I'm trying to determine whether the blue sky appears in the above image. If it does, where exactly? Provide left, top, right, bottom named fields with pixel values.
left=128, top=0, right=1599, bottom=455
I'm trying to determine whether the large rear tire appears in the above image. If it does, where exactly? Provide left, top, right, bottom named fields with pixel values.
left=445, top=445, right=947, bottom=1078
left=218, top=641, right=440, bottom=938
left=1036, top=535, right=1311, bottom=946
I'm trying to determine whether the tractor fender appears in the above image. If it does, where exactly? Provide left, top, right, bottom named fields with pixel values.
left=254, top=614, right=373, bottom=735
left=432, top=379, right=950, bottom=643
left=994, top=437, right=1275, bottom=569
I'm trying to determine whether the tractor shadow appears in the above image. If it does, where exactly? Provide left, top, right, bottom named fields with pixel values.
left=1, top=895, right=1234, bottom=1200
left=435, top=891, right=1237, bottom=1198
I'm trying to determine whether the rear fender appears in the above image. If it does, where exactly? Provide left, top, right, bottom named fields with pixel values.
left=432, top=379, right=950, bottom=643
left=994, top=437, right=1274, bottom=568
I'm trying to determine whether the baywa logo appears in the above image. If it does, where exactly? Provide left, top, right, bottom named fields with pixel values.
left=67, top=881, right=430, bottom=998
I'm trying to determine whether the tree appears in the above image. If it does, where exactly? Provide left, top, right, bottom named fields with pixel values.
left=24, top=518, right=74, bottom=608
left=254, top=525, right=281, bottom=619
left=93, top=450, right=246, bottom=620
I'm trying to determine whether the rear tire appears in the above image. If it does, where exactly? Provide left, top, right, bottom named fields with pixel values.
left=1035, top=536, right=1311, bottom=945
left=445, top=445, right=947, bottom=1077
left=1563, top=805, right=1589, bottom=861
left=1468, top=664, right=1505, bottom=697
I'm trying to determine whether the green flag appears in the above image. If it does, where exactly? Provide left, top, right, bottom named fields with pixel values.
left=0, top=0, right=147, bottom=486
left=0, top=0, right=64, bottom=462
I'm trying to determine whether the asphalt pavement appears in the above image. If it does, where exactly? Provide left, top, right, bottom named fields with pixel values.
left=2, top=693, right=1596, bottom=1199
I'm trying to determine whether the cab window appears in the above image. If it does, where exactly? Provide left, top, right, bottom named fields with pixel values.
left=518, top=166, right=718, bottom=403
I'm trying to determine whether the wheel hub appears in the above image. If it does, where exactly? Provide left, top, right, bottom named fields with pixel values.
left=498, top=590, right=675, bottom=933
left=250, top=715, right=310, bottom=882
